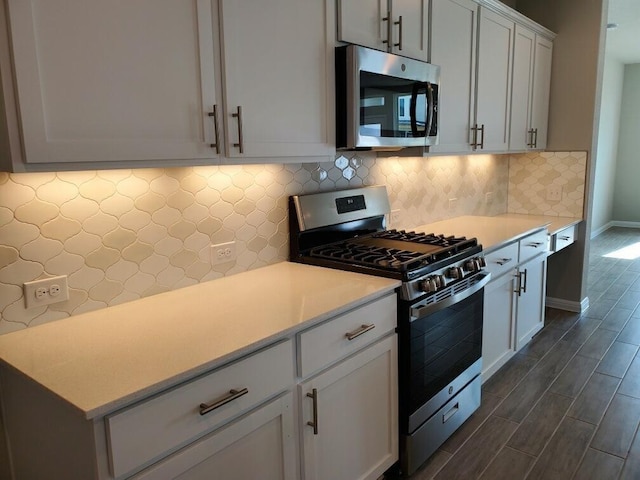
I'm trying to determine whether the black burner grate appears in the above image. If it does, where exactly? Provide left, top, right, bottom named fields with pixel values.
left=308, top=229, right=478, bottom=274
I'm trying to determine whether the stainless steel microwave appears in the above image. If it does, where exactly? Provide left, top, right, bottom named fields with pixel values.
left=336, top=45, right=440, bottom=150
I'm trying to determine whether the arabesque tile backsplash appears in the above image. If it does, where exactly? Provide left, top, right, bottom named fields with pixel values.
left=0, top=151, right=585, bottom=333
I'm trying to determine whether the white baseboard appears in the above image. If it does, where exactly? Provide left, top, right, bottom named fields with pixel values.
left=591, top=221, right=640, bottom=239
left=611, top=221, right=640, bottom=229
left=591, top=222, right=613, bottom=239
left=546, top=296, right=589, bottom=313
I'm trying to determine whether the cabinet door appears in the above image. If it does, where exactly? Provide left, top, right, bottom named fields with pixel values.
left=7, top=0, right=221, bottom=165
left=133, top=393, right=297, bottom=480
left=429, top=0, right=477, bottom=154
left=337, top=0, right=387, bottom=51
left=475, top=8, right=514, bottom=152
left=300, top=335, right=398, bottom=480
left=509, top=25, right=535, bottom=151
left=515, top=255, right=547, bottom=351
left=482, top=271, right=516, bottom=381
left=531, top=35, right=553, bottom=150
left=391, top=0, right=429, bottom=61
left=220, top=0, right=334, bottom=160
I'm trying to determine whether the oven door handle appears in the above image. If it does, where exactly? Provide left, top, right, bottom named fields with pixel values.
left=410, top=271, right=492, bottom=320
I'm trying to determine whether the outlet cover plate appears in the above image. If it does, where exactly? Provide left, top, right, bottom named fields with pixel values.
left=211, top=241, right=237, bottom=265
left=23, top=276, right=69, bottom=309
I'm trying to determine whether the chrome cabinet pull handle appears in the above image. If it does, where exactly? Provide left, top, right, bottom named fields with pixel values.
left=307, top=388, right=319, bottom=435
left=471, top=124, right=478, bottom=149
left=528, top=242, right=544, bottom=248
left=527, top=128, right=534, bottom=148
left=559, top=236, right=570, bottom=241
left=533, top=128, right=538, bottom=148
left=514, top=270, right=522, bottom=297
left=478, top=124, right=485, bottom=149
left=496, top=258, right=513, bottom=266
left=382, top=11, right=392, bottom=48
left=207, top=104, right=221, bottom=154
left=345, top=324, right=375, bottom=341
left=232, top=106, right=244, bottom=154
left=394, top=16, right=403, bottom=50
left=199, top=387, right=249, bottom=416
left=522, top=268, right=528, bottom=294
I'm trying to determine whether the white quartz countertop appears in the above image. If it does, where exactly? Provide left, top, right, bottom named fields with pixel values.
left=412, top=214, right=581, bottom=253
left=0, top=262, right=399, bottom=419
left=495, top=214, right=582, bottom=236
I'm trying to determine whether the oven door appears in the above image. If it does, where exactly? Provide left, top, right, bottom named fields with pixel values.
left=398, top=272, right=490, bottom=433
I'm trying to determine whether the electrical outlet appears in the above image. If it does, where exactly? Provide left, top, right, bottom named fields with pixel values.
left=390, top=210, right=401, bottom=227
left=23, top=276, right=69, bottom=309
left=485, top=192, right=494, bottom=204
left=211, top=241, right=237, bottom=265
left=449, top=198, right=458, bottom=210
left=547, top=185, right=562, bottom=202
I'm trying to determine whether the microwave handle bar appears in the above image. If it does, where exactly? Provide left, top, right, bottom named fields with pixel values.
left=426, top=82, right=434, bottom=139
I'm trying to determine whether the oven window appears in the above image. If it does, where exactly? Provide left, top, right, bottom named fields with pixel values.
left=407, top=289, right=483, bottom=416
left=359, top=71, right=427, bottom=139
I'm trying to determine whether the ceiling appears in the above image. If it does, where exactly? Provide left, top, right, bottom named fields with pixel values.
left=606, top=0, right=640, bottom=64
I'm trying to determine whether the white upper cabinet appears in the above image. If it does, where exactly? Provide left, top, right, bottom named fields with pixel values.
left=3, top=0, right=334, bottom=169
left=474, top=7, right=514, bottom=152
left=6, top=0, right=222, bottom=165
left=429, top=0, right=478, bottom=154
left=338, top=0, right=428, bottom=61
left=509, top=25, right=553, bottom=151
left=530, top=35, right=553, bottom=150
left=509, top=24, right=536, bottom=151
left=219, top=0, right=334, bottom=159
left=338, top=0, right=387, bottom=52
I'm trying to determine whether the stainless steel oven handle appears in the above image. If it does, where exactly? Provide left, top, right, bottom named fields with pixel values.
left=410, top=271, right=491, bottom=320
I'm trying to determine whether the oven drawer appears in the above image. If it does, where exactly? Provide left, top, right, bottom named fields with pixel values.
left=518, top=229, right=548, bottom=263
left=484, top=242, right=519, bottom=281
left=106, top=339, right=293, bottom=478
left=297, top=293, right=397, bottom=378
left=401, top=374, right=481, bottom=475
left=552, top=224, right=576, bottom=252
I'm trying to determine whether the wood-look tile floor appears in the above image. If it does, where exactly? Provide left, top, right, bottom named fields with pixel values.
left=391, top=227, right=640, bottom=480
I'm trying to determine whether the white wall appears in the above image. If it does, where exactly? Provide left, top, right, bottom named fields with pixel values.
left=591, top=55, right=624, bottom=236
left=612, top=64, right=640, bottom=223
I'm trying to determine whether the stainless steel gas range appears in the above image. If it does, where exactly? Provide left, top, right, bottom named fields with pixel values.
left=288, top=185, right=491, bottom=476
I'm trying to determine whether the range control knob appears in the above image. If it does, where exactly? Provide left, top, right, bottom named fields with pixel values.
left=435, top=275, right=447, bottom=289
left=465, top=260, right=480, bottom=273
left=419, top=277, right=439, bottom=293
left=447, top=267, right=464, bottom=280
left=477, top=256, right=487, bottom=268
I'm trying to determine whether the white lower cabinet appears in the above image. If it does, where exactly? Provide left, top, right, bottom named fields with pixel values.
left=482, top=271, right=516, bottom=379
left=482, top=230, right=548, bottom=382
left=514, top=255, right=547, bottom=350
left=299, top=335, right=398, bottom=480
left=133, top=393, right=297, bottom=480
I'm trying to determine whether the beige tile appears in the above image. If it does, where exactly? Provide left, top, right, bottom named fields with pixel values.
left=121, top=241, right=155, bottom=264
left=78, top=176, right=116, bottom=203
left=80, top=212, right=118, bottom=237
left=59, top=196, right=100, bottom=222
left=85, top=246, right=121, bottom=270
left=36, top=179, right=78, bottom=205
left=0, top=259, right=44, bottom=286
left=20, top=237, right=64, bottom=265
left=103, top=227, right=137, bottom=251
left=67, top=266, right=105, bottom=291
left=100, top=193, right=135, bottom=218
left=88, top=279, right=124, bottom=303
left=167, top=220, right=197, bottom=241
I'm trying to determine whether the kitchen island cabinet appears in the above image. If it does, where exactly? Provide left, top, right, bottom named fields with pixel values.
left=0, top=0, right=334, bottom=171
left=0, top=263, right=399, bottom=479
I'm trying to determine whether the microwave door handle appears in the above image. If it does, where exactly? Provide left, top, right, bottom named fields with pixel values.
left=410, top=82, right=427, bottom=137
left=426, top=82, right=434, bottom=139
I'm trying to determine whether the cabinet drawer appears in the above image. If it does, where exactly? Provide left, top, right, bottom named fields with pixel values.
left=552, top=225, right=576, bottom=252
left=297, top=293, right=397, bottom=378
left=518, top=229, right=548, bottom=263
left=106, top=340, right=294, bottom=478
left=484, top=242, right=519, bottom=281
